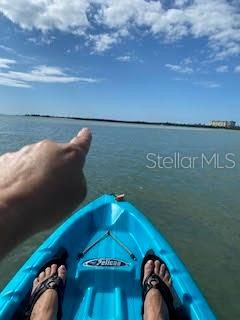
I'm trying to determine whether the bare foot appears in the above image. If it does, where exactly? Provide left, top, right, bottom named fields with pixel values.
left=143, top=260, right=172, bottom=320
left=30, top=264, right=66, bottom=320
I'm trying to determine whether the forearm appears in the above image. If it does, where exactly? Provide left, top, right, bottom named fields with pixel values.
left=0, top=179, right=87, bottom=258
left=0, top=193, right=35, bottom=258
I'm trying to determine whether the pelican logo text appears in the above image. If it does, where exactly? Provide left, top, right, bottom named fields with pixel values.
left=83, top=258, right=128, bottom=267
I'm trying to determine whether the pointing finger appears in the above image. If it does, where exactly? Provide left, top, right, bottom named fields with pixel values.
left=70, top=128, right=92, bottom=155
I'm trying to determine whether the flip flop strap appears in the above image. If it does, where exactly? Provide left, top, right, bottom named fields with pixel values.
left=142, top=273, right=174, bottom=318
left=25, top=274, right=64, bottom=320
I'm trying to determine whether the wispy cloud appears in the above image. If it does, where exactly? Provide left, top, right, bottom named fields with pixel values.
left=116, top=54, right=143, bottom=63
left=0, top=44, right=37, bottom=63
left=116, top=55, right=131, bottom=62
left=74, top=45, right=81, bottom=52
left=28, top=35, right=56, bottom=46
left=194, top=80, right=221, bottom=89
left=0, top=0, right=239, bottom=57
left=182, top=58, right=192, bottom=65
left=174, top=76, right=221, bottom=89
left=173, top=77, right=188, bottom=81
left=216, top=65, right=229, bottom=73
left=234, top=65, right=240, bottom=73
left=0, top=45, right=16, bottom=54
left=0, top=58, right=16, bottom=69
left=0, top=62, right=99, bottom=88
left=165, top=63, right=193, bottom=74
left=0, top=77, right=31, bottom=88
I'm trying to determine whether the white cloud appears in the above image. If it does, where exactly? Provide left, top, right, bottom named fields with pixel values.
left=74, top=45, right=80, bottom=52
left=0, top=0, right=90, bottom=32
left=28, top=35, right=56, bottom=45
left=0, top=0, right=240, bottom=57
left=234, top=65, right=240, bottom=73
left=0, top=45, right=16, bottom=54
left=27, top=38, right=38, bottom=44
left=194, top=80, right=221, bottom=89
left=216, top=65, right=229, bottom=73
left=116, top=55, right=131, bottom=62
left=173, top=76, right=187, bottom=81
left=0, top=57, right=16, bottom=69
left=0, top=63, right=99, bottom=88
left=0, top=45, right=36, bottom=63
left=31, top=65, right=65, bottom=77
left=88, top=33, right=120, bottom=53
left=0, top=77, right=31, bottom=88
left=165, top=63, right=193, bottom=74
left=174, top=76, right=221, bottom=89
left=175, top=0, right=191, bottom=7
left=182, top=57, right=192, bottom=65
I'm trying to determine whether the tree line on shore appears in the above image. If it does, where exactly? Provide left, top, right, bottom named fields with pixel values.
left=24, top=114, right=239, bottom=130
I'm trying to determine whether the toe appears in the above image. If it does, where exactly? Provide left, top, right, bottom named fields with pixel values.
left=160, top=263, right=166, bottom=278
left=58, top=265, right=66, bottom=283
left=164, top=271, right=170, bottom=281
left=45, top=267, right=51, bottom=277
left=164, top=271, right=172, bottom=287
left=38, top=271, right=45, bottom=282
left=31, top=278, right=39, bottom=294
left=154, top=260, right=160, bottom=275
left=168, top=277, right=172, bottom=286
left=143, top=260, right=154, bottom=284
left=51, top=264, right=57, bottom=276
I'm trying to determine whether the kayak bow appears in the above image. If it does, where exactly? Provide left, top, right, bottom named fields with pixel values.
left=0, top=194, right=216, bottom=319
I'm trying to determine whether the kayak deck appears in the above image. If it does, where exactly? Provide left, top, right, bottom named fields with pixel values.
left=0, top=195, right=216, bottom=319
left=64, top=231, right=142, bottom=319
left=61, top=202, right=146, bottom=319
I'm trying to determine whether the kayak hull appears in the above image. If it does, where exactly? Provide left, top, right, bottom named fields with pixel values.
left=0, top=195, right=216, bottom=319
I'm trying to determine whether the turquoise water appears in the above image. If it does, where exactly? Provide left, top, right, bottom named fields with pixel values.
left=0, top=115, right=239, bottom=319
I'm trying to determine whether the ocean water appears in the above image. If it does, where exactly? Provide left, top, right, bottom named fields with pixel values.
left=0, top=115, right=239, bottom=319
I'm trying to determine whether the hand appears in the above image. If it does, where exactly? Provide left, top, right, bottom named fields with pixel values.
left=0, top=128, right=92, bottom=257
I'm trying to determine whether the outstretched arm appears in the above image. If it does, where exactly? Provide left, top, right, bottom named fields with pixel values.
left=0, top=128, right=92, bottom=259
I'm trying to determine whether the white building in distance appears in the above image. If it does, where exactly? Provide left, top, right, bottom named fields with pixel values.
left=210, top=120, right=236, bottom=128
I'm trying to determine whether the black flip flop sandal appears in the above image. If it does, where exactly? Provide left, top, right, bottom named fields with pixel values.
left=25, top=273, right=65, bottom=320
left=24, top=248, right=68, bottom=320
left=141, top=249, right=175, bottom=319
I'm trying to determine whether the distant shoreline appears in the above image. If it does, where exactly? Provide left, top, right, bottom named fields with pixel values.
left=23, top=114, right=240, bottom=131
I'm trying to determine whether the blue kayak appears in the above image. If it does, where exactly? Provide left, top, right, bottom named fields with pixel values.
left=0, top=194, right=215, bottom=319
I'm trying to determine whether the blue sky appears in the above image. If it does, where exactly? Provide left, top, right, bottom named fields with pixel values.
left=0, top=0, right=240, bottom=123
